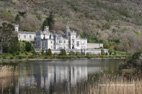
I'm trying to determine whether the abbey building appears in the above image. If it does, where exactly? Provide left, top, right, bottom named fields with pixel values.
left=15, top=25, right=108, bottom=54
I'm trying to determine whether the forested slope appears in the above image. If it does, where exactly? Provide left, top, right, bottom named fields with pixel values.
left=1, top=0, right=142, bottom=52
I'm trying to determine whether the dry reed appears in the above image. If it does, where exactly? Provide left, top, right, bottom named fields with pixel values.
left=88, top=74, right=142, bottom=94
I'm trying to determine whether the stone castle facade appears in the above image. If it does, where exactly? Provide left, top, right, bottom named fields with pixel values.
left=35, top=26, right=87, bottom=51
left=15, top=25, right=108, bottom=54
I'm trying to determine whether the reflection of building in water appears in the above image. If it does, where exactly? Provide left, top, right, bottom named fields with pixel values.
left=18, top=64, right=88, bottom=89
left=0, top=62, right=104, bottom=94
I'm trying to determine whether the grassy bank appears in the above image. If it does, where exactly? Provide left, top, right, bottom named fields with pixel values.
left=0, top=52, right=129, bottom=62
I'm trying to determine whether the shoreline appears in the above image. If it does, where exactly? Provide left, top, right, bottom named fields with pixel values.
left=0, top=57, right=126, bottom=63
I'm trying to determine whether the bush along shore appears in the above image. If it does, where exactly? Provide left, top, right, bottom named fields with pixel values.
left=119, top=52, right=142, bottom=78
left=0, top=50, right=129, bottom=62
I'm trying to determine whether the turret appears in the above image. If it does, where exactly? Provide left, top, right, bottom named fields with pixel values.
left=66, top=25, right=71, bottom=32
left=70, top=31, right=77, bottom=49
left=44, top=26, right=49, bottom=32
left=65, top=25, right=71, bottom=38
left=15, top=24, right=19, bottom=32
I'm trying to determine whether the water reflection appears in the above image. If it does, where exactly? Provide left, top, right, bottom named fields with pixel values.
left=0, top=59, right=123, bottom=94
left=19, top=64, right=88, bottom=89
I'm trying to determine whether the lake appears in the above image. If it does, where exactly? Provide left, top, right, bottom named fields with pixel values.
left=0, top=59, right=125, bottom=94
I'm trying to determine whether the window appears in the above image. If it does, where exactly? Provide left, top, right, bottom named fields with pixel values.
left=49, top=35, right=52, bottom=39
left=59, top=40, right=62, bottom=43
left=24, top=35, right=26, bottom=38
left=29, top=35, right=32, bottom=39
left=77, top=41, right=80, bottom=47
left=72, top=39, right=74, bottom=43
left=72, top=45, right=74, bottom=49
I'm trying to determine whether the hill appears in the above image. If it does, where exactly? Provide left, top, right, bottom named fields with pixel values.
left=1, top=0, right=142, bottom=52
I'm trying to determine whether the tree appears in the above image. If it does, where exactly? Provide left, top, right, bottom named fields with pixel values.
left=69, top=51, right=75, bottom=56
left=119, top=52, right=142, bottom=75
left=8, top=36, right=20, bottom=54
left=46, top=49, right=52, bottom=56
left=59, top=49, right=67, bottom=56
left=20, top=14, right=40, bottom=31
left=18, top=11, right=26, bottom=17
left=41, top=12, right=55, bottom=31
left=25, top=42, right=33, bottom=52
left=0, top=22, right=19, bottom=53
left=15, top=14, right=20, bottom=24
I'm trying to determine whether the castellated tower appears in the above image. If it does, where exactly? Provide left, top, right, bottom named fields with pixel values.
left=65, top=26, right=77, bottom=49
left=70, top=31, right=77, bottom=49
left=65, top=26, right=71, bottom=37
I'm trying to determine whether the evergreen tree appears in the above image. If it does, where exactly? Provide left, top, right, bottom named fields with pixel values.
left=25, top=42, right=33, bottom=52
left=0, top=22, right=19, bottom=53
left=15, top=14, right=20, bottom=24
left=59, top=49, right=67, bottom=56
left=46, top=49, right=52, bottom=56
left=8, top=36, right=20, bottom=54
left=48, top=12, right=55, bottom=31
left=41, top=12, right=55, bottom=31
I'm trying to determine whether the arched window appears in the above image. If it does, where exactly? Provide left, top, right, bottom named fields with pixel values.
left=72, top=45, right=74, bottom=49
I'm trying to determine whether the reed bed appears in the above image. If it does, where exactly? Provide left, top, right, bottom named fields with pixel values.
left=88, top=74, right=142, bottom=94
left=0, top=66, right=18, bottom=89
left=68, top=74, right=142, bottom=94
left=0, top=66, right=14, bottom=77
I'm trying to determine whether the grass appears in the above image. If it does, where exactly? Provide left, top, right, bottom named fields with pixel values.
left=88, top=76, right=142, bottom=94
left=0, top=52, right=129, bottom=61
left=88, top=80, right=142, bottom=94
left=70, top=74, right=142, bottom=94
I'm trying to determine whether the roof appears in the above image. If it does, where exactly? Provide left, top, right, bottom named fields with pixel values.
left=87, top=43, right=103, bottom=45
left=18, top=31, right=36, bottom=34
left=87, top=43, right=103, bottom=49
left=76, top=38, right=87, bottom=41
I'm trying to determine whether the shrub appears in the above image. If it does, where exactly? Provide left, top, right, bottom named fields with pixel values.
left=59, top=49, right=67, bottom=56
left=69, top=51, right=75, bottom=56
left=25, top=42, right=33, bottom=52
left=10, top=56, right=14, bottom=59
left=46, top=49, right=52, bottom=56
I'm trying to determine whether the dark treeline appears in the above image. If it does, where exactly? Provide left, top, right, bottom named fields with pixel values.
left=0, top=22, right=19, bottom=54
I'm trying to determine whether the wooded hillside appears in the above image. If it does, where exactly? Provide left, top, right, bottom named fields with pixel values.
left=1, top=0, right=142, bottom=52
